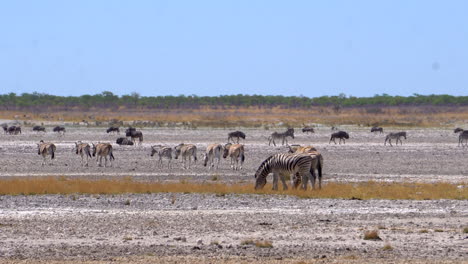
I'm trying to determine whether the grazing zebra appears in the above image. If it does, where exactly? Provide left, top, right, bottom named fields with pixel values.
left=302, top=126, right=315, bottom=134
left=454, top=128, right=464, bottom=133
left=223, top=143, right=245, bottom=170
left=287, top=144, right=324, bottom=189
left=268, top=128, right=295, bottom=146
left=458, top=130, right=468, bottom=147
left=203, top=143, right=223, bottom=170
left=254, top=153, right=313, bottom=191
left=37, top=140, right=56, bottom=166
left=106, top=127, right=120, bottom=134
left=384, top=132, right=407, bottom=146
left=151, top=145, right=173, bottom=168
left=7, top=126, right=21, bottom=135
left=116, top=137, right=134, bottom=146
left=92, top=143, right=115, bottom=167
left=371, top=126, right=384, bottom=133
left=174, top=143, right=197, bottom=169
left=227, top=131, right=246, bottom=143
left=329, top=131, right=349, bottom=144
left=125, top=127, right=143, bottom=145
left=33, top=125, right=46, bottom=132
left=75, top=141, right=92, bottom=167
left=53, top=126, right=66, bottom=135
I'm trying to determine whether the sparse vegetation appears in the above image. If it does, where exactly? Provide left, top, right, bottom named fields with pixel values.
left=382, top=243, right=393, bottom=251
left=0, top=177, right=466, bottom=200
left=211, top=174, right=219, bottom=181
left=363, top=230, right=382, bottom=241
left=419, top=229, right=429, bottom=233
left=240, top=239, right=273, bottom=248
left=434, top=229, right=444, bottom=232
left=463, top=227, right=468, bottom=233
left=124, top=199, right=131, bottom=206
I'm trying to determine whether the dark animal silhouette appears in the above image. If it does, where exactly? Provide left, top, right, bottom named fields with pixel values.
left=116, top=137, right=134, bottom=146
left=454, top=128, right=464, bottom=133
left=125, top=127, right=143, bottom=145
left=7, top=126, right=21, bottom=135
left=33, top=126, right=46, bottom=132
left=371, top=126, right=383, bottom=133
left=302, top=127, right=315, bottom=134
left=329, top=131, right=349, bottom=144
left=53, top=126, right=66, bottom=135
left=227, top=131, right=246, bottom=143
left=106, top=127, right=120, bottom=134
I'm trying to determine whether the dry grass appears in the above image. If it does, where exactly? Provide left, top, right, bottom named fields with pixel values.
left=0, top=177, right=466, bottom=200
left=363, top=230, right=382, bottom=240
left=240, top=239, right=273, bottom=248
left=463, top=227, right=468, bottom=233
left=382, top=243, right=393, bottom=251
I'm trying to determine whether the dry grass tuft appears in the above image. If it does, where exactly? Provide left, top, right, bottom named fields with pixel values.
left=463, top=227, right=468, bottom=233
left=255, top=240, right=273, bottom=248
left=419, top=229, right=429, bottom=233
left=363, top=230, right=382, bottom=241
left=0, top=177, right=466, bottom=200
left=382, top=243, right=393, bottom=251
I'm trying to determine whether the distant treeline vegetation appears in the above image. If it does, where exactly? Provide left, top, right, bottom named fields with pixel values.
left=0, top=92, right=467, bottom=110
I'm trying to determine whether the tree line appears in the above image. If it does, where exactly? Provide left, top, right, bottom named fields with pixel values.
left=0, top=92, right=467, bottom=110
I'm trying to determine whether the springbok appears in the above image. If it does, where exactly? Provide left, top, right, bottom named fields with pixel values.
left=151, top=145, right=173, bottom=168
left=92, top=143, right=115, bottom=167
left=227, top=131, right=246, bottom=143
left=174, top=143, right=197, bottom=169
left=223, top=143, right=245, bottom=170
left=203, top=143, right=223, bottom=170
left=288, top=144, right=324, bottom=189
left=37, top=140, right=56, bottom=166
left=74, top=141, right=92, bottom=166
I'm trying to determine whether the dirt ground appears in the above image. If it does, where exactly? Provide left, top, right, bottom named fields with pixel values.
left=0, top=125, right=467, bottom=263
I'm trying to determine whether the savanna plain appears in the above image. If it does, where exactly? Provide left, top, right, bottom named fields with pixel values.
left=0, top=122, right=467, bottom=264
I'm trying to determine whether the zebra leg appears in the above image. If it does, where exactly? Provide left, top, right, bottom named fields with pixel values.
left=301, top=172, right=310, bottom=190
left=279, top=173, right=288, bottom=191
left=272, top=172, right=279, bottom=190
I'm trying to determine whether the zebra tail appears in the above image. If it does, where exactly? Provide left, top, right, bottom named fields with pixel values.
left=51, top=150, right=55, bottom=160
left=140, top=135, right=143, bottom=142
left=317, top=156, right=323, bottom=182
left=241, top=152, right=245, bottom=163
left=110, top=150, right=115, bottom=161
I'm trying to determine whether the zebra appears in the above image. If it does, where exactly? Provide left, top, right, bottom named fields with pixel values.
left=174, top=143, right=197, bottom=169
left=227, top=131, right=246, bottom=143
left=125, top=127, right=143, bottom=145
left=458, top=130, right=468, bottom=147
left=203, top=143, right=223, bottom=170
left=37, top=140, right=56, bottom=166
left=74, top=141, right=92, bottom=167
left=329, top=131, right=349, bottom=144
left=268, top=128, right=295, bottom=146
left=384, top=132, right=407, bottom=146
left=92, top=143, right=115, bottom=167
left=254, top=153, right=313, bottom=191
left=33, top=125, right=46, bottom=132
left=371, top=126, right=383, bottom=133
left=223, top=143, right=245, bottom=170
left=53, top=126, right=66, bottom=135
left=302, top=126, right=315, bottom=134
left=116, top=137, right=134, bottom=146
left=151, top=145, right=173, bottom=168
left=287, top=144, right=324, bottom=189
left=106, top=127, right=120, bottom=134
left=7, top=126, right=21, bottom=135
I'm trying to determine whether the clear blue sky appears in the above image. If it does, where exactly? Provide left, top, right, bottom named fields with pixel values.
left=0, top=1, right=467, bottom=97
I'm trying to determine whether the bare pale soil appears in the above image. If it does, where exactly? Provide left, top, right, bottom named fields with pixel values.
left=0, top=125, right=467, bottom=263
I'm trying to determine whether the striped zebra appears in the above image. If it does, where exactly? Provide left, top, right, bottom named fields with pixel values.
left=75, top=141, right=92, bottom=167
left=223, top=143, right=245, bottom=170
left=254, top=153, right=313, bottom=191
left=384, top=132, right=407, bottom=146
left=174, top=143, right=197, bottom=169
left=458, top=130, right=468, bottom=147
left=287, top=144, right=324, bottom=189
left=203, top=143, right=223, bottom=170
left=92, top=143, right=115, bottom=167
left=37, top=140, right=56, bottom=166
left=268, top=128, right=295, bottom=146
left=151, top=145, right=173, bottom=168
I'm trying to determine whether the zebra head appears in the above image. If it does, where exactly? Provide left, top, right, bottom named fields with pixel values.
left=91, top=143, right=97, bottom=157
left=174, top=143, right=184, bottom=159
left=150, top=146, right=158, bottom=157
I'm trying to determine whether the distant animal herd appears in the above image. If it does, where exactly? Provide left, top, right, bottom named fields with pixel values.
left=2, top=123, right=468, bottom=191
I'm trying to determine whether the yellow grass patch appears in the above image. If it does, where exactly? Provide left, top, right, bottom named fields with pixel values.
left=0, top=177, right=466, bottom=200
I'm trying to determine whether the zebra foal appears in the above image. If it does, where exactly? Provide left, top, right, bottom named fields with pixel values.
left=74, top=141, right=92, bottom=167
left=223, top=143, right=245, bottom=170
left=254, top=153, right=313, bottom=191
left=174, top=143, right=197, bottom=169
left=151, top=145, right=173, bottom=168
left=92, top=143, right=115, bottom=167
left=37, top=140, right=56, bottom=166
left=203, top=143, right=223, bottom=170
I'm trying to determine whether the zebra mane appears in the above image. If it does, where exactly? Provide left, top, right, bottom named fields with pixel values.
left=255, top=155, right=273, bottom=177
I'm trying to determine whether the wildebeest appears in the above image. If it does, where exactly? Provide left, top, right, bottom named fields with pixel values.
left=92, top=143, right=115, bottom=167
left=287, top=144, right=323, bottom=189
left=384, top=132, right=407, bottom=146
left=7, top=126, right=21, bottom=135
left=223, top=143, right=245, bottom=170
left=329, top=131, right=349, bottom=144
left=371, top=126, right=383, bottom=133
left=74, top=141, right=92, bottom=167
left=106, top=127, right=120, bottom=134
left=151, top=145, right=173, bottom=168
left=454, top=128, right=465, bottom=133
left=174, top=143, right=197, bottom=169
left=302, top=126, right=315, bottom=134
left=1, top=124, right=7, bottom=134
left=33, top=125, right=46, bottom=132
left=53, top=126, right=66, bottom=135
left=269, top=128, right=295, bottom=146
left=458, top=130, right=468, bottom=147
left=203, top=143, right=223, bottom=170
left=116, top=137, right=134, bottom=146
left=227, top=131, right=246, bottom=143
left=37, top=140, right=56, bottom=166
left=125, top=127, right=143, bottom=145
